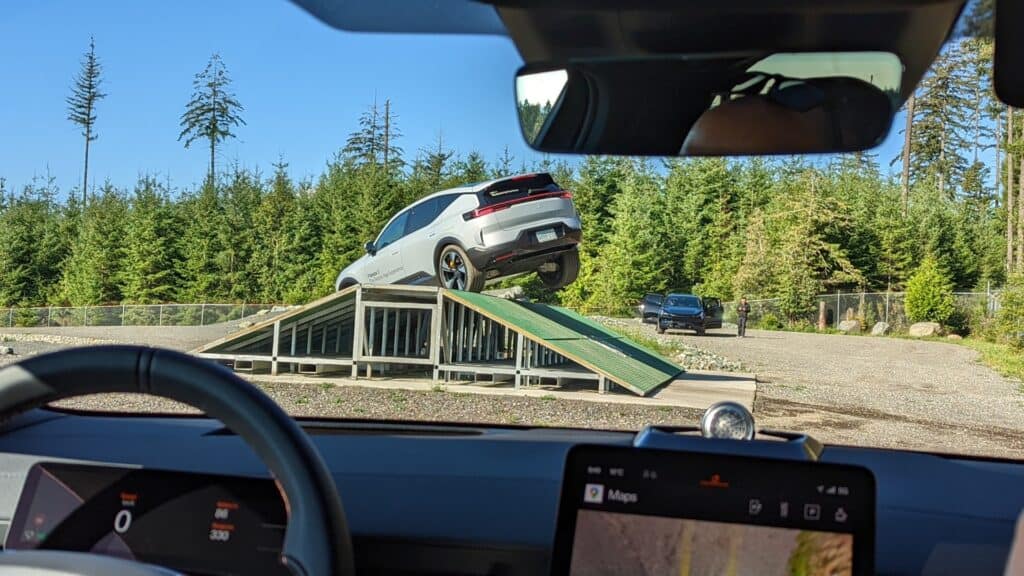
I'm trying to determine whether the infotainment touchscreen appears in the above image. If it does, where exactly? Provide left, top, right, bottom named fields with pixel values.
left=550, top=445, right=875, bottom=576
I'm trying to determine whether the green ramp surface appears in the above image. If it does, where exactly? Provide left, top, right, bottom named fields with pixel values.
left=446, top=290, right=682, bottom=396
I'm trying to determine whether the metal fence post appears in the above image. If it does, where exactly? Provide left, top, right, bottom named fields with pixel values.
left=201, top=303, right=206, bottom=326
left=47, top=307, right=52, bottom=327
left=835, top=290, right=840, bottom=329
left=121, top=304, right=126, bottom=326
left=884, top=291, right=890, bottom=325
left=84, top=306, right=88, bottom=327
left=6, top=308, right=11, bottom=328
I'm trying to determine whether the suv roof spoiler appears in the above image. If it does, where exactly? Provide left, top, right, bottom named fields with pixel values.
left=480, top=172, right=555, bottom=194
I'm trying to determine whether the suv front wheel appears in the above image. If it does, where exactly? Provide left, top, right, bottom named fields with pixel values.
left=537, top=248, right=580, bottom=290
left=437, top=244, right=485, bottom=292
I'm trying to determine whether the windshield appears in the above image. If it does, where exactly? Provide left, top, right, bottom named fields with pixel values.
left=665, top=296, right=701, bottom=308
left=1, top=1, right=1021, bottom=461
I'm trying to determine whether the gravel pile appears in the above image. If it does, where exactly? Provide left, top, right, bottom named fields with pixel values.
left=0, top=333, right=117, bottom=346
left=592, top=317, right=743, bottom=372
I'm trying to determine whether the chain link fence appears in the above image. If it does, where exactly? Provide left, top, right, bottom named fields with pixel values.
left=0, top=303, right=278, bottom=328
left=722, top=291, right=1000, bottom=331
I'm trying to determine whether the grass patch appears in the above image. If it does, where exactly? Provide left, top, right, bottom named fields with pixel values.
left=540, top=394, right=557, bottom=401
left=956, top=338, right=1024, bottom=388
left=431, top=384, right=446, bottom=393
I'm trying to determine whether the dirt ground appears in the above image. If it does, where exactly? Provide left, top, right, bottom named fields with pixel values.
left=4, top=319, right=1024, bottom=458
left=658, top=324, right=1024, bottom=458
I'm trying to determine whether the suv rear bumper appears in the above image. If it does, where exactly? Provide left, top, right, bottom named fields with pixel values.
left=466, top=223, right=581, bottom=274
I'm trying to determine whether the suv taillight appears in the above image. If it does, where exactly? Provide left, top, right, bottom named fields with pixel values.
left=463, top=190, right=573, bottom=220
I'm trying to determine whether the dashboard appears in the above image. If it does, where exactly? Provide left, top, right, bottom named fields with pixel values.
left=0, top=408, right=1022, bottom=575
left=6, top=463, right=288, bottom=575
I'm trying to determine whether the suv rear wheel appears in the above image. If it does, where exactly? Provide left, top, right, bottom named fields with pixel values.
left=537, top=248, right=580, bottom=290
left=437, top=245, right=485, bottom=292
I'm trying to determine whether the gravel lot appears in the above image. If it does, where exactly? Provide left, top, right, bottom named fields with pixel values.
left=5, top=318, right=1024, bottom=458
left=652, top=323, right=1024, bottom=458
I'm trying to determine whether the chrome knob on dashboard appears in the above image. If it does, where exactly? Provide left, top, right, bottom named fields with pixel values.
left=700, top=401, right=756, bottom=441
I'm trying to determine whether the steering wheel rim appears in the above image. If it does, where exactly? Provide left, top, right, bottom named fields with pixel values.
left=0, top=345, right=354, bottom=576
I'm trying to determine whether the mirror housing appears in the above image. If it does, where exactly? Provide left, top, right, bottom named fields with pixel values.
left=995, top=0, right=1024, bottom=106
left=364, top=241, right=377, bottom=256
left=515, top=52, right=900, bottom=156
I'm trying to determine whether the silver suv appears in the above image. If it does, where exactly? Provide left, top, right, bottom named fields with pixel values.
left=335, top=173, right=582, bottom=292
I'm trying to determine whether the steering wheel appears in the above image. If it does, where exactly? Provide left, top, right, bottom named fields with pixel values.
left=0, top=345, right=355, bottom=576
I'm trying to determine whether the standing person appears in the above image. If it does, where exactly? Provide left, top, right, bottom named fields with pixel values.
left=736, top=297, right=751, bottom=338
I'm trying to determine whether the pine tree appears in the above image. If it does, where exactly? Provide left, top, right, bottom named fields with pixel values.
left=875, top=209, right=916, bottom=291
left=907, top=42, right=974, bottom=197
left=420, top=132, right=455, bottom=192
left=0, top=180, right=57, bottom=306
left=179, top=54, right=245, bottom=182
left=250, top=161, right=299, bottom=302
left=282, top=185, right=325, bottom=303
left=220, top=167, right=262, bottom=300
left=590, top=161, right=669, bottom=312
left=495, top=146, right=515, bottom=177
left=177, top=182, right=227, bottom=301
left=453, top=151, right=489, bottom=184
left=343, top=98, right=403, bottom=171
left=663, top=158, right=739, bottom=293
left=120, top=177, right=177, bottom=303
left=732, top=213, right=775, bottom=299
left=66, top=36, right=106, bottom=204
left=905, top=255, right=956, bottom=324
left=61, top=184, right=127, bottom=305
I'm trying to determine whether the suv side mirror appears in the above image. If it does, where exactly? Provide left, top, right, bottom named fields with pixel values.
left=364, top=241, right=377, bottom=256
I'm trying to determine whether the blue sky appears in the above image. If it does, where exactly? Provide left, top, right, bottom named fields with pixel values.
left=1, top=0, right=913, bottom=196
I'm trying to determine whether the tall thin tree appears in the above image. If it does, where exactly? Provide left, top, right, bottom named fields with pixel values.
left=900, top=93, right=914, bottom=215
left=66, top=36, right=106, bottom=204
left=179, top=54, right=245, bottom=183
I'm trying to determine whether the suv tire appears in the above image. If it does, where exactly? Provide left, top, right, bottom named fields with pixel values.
left=437, top=244, right=485, bottom=292
left=537, top=248, right=580, bottom=290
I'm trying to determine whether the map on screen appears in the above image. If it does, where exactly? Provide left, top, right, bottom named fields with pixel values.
left=569, top=509, right=853, bottom=576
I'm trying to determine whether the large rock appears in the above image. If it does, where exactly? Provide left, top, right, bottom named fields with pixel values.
left=838, top=319, right=861, bottom=333
left=0, top=346, right=13, bottom=355
left=909, top=322, right=943, bottom=338
left=947, top=334, right=963, bottom=341
left=870, top=322, right=890, bottom=336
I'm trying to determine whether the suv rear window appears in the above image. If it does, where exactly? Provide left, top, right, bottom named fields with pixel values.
left=643, top=294, right=663, bottom=305
left=478, top=173, right=560, bottom=205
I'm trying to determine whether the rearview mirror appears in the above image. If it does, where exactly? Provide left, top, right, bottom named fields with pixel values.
left=364, top=241, right=377, bottom=255
left=515, top=52, right=902, bottom=156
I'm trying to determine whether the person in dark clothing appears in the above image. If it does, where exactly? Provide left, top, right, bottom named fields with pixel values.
left=736, top=297, right=751, bottom=337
